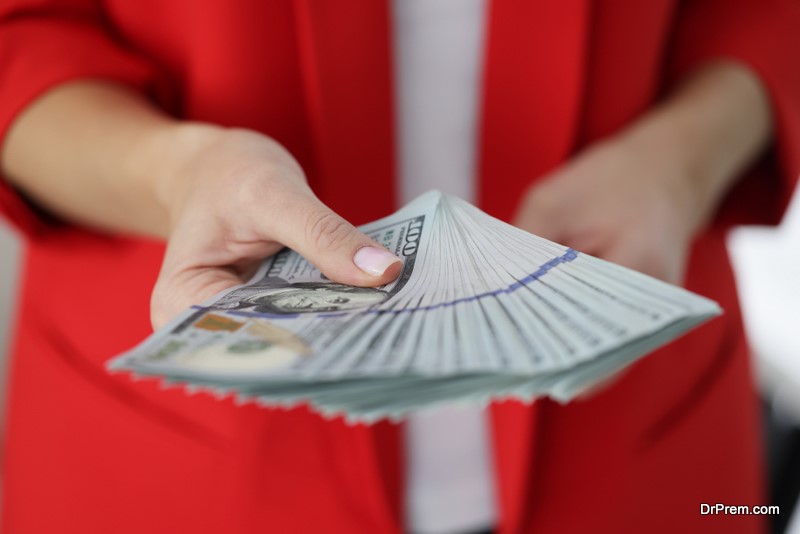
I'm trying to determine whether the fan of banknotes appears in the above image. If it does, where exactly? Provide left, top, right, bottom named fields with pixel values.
left=109, top=191, right=721, bottom=423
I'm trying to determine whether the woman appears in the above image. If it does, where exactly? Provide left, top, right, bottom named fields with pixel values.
left=1, top=1, right=798, bottom=532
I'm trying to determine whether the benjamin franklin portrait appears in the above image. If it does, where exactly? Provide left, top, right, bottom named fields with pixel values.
left=216, top=279, right=390, bottom=314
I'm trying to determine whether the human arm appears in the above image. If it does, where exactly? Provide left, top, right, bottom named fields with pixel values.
left=515, top=61, right=772, bottom=285
left=0, top=81, right=402, bottom=327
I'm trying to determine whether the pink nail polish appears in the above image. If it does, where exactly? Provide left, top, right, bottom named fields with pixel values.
left=353, top=247, right=401, bottom=276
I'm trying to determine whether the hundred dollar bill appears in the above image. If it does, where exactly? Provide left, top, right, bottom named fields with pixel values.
left=109, top=191, right=722, bottom=422
left=110, top=191, right=440, bottom=383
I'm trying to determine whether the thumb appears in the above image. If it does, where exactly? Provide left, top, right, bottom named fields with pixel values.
left=273, top=196, right=403, bottom=287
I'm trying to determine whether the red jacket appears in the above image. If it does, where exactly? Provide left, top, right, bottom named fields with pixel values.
left=1, top=1, right=798, bottom=532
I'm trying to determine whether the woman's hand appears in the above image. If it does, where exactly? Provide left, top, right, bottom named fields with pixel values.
left=515, top=134, right=702, bottom=399
left=515, top=62, right=773, bottom=397
left=517, top=62, right=772, bottom=287
left=2, top=82, right=401, bottom=330
left=149, top=126, right=401, bottom=329
left=515, top=135, right=698, bottom=286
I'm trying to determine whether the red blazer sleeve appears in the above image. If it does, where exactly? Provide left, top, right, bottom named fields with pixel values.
left=670, top=0, right=800, bottom=225
left=0, top=0, right=156, bottom=238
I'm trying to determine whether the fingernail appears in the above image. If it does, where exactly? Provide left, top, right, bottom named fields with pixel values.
left=353, top=247, right=401, bottom=276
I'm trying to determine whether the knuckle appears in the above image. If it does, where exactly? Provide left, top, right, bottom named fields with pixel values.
left=305, top=210, right=353, bottom=252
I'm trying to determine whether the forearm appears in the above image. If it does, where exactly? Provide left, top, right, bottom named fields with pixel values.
left=617, top=61, right=773, bottom=233
left=0, top=81, right=211, bottom=238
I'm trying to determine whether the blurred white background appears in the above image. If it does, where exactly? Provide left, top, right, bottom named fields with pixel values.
left=729, top=188, right=800, bottom=422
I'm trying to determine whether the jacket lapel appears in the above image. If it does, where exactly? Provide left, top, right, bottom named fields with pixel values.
left=478, top=0, right=591, bottom=222
left=293, top=0, right=396, bottom=224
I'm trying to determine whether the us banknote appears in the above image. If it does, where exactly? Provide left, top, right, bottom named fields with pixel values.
left=109, top=191, right=721, bottom=422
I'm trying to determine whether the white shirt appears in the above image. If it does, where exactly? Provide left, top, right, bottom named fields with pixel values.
left=391, top=1, right=497, bottom=533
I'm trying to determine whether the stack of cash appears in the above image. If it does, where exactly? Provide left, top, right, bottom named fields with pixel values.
left=109, top=191, right=721, bottom=423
